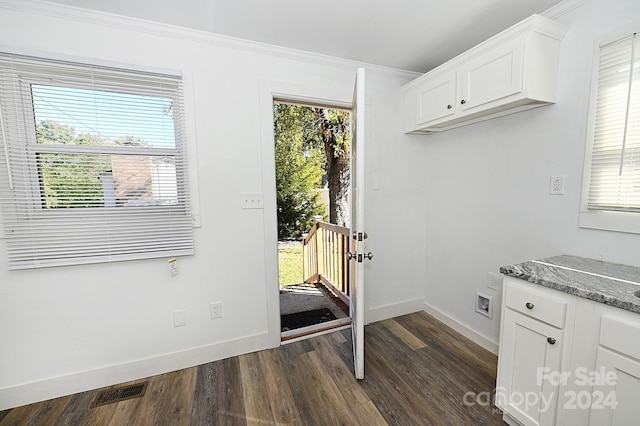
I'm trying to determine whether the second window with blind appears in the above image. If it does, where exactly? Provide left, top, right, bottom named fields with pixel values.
left=580, top=29, right=640, bottom=234
left=0, top=53, right=194, bottom=269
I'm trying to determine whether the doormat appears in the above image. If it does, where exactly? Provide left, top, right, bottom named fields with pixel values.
left=281, top=308, right=337, bottom=332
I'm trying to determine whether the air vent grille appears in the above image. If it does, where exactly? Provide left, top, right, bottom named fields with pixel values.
left=91, top=382, right=148, bottom=408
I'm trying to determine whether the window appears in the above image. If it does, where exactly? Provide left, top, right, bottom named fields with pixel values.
left=580, top=31, right=640, bottom=234
left=0, top=52, right=194, bottom=269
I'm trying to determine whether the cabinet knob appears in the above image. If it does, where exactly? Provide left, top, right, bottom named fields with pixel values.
left=547, top=337, right=556, bottom=345
left=525, top=302, right=534, bottom=310
left=447, top=104, right=452, bottom=110
left=460, top=99, right=466, bottom=105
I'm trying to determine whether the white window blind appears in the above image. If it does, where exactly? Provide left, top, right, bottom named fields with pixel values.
left=587, top=33, right=640, bottom=212
left=0, top=52, right=194, bottom=269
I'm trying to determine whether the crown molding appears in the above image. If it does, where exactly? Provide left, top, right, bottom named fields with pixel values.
left=541, top=0, right=590, bottom=20
left=0, top=0, right=421, bottom=79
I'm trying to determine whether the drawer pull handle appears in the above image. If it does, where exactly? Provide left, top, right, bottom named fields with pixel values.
left=447, top=104, right=452, bottom=110
left=525, top=302, right=534, bottom=310
left=460, top=99, right=466, bottom=105
left=547, top=337, right=556, bottom=345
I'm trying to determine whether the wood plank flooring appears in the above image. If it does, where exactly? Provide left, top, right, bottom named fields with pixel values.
left=0, top=311, right=505, bottom=425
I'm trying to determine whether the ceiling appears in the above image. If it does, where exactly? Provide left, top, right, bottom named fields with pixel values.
left=45, top=0, right=566, bottom=73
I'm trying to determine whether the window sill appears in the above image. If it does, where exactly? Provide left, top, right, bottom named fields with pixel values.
left=579, top=210, right=640, bottom=235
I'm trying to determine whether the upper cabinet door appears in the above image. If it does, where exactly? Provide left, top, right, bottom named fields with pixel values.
left=400, top=14, right=566, bottom=134
left=415, top=70, right=457, bottom=125
left=459, top=38, right=524, bottom=112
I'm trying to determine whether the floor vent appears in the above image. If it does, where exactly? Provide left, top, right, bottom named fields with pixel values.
left=91, top=382, right=148, bottom=408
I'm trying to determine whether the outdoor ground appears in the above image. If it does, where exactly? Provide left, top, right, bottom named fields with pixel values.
left=278, top=241, right=303, bottom=287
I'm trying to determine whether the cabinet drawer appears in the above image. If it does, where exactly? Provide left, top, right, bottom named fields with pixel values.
left=505, top=282, right=567, bottom=328
left=600, top=316, right=640, bottom=361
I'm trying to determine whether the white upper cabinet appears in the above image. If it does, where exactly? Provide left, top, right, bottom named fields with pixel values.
left=414, top=70, right=457, bottom=125
left=459, top=38, right=524, bottom=112
left=402, top=14, right=567, bottom=134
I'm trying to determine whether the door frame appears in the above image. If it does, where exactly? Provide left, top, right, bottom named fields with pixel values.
left=258, top=79, right=353, bottom=348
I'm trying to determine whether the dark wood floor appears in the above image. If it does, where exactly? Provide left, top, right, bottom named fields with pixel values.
left=0, top=311, right=504, bottom=425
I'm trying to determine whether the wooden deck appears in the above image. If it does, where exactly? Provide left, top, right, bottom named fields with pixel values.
left=0, top=311, right=504, bottom=425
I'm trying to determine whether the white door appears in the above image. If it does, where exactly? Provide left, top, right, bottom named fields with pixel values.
left=350, top=68, right=368, bottom=380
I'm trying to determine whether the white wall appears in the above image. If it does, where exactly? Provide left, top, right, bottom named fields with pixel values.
left=0, top=1, right=427, bottom=409
left=422, top=0, right=640, bottom=353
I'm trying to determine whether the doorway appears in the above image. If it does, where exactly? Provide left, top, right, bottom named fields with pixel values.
left=273, top=100, right=352, bottom=342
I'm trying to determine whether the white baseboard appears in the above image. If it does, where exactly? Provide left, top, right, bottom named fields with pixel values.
left=0, top=332, right=270, bottom=410
left=423, top=302, right=499, bottom=355
left=366, top=297, right=425, bottom=324
left=1, top=303, right=498, bottom=410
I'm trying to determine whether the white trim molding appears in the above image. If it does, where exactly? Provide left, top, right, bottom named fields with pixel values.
left=423, top=302, right=499, bottom=355
left=0, top=0, right=420, bottom=79
left=366, top=297, right=426, bottom=324
left=258, top=80, right=353, bottom=348
left=542, top=0, right=591, bottom=20
left=0, top=332, right=270, bottom=410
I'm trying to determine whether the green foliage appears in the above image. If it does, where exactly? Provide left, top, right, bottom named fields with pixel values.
left=274, top=103, right=327, bottom=239
left=321, top=109, right=350, bottom=160
left=36, top=121, right=112, bottom=208
left=35, top=121, right=152, bottom=209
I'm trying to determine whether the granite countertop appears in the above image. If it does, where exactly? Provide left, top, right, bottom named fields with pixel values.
left=500, top=255, right=640, bottom=314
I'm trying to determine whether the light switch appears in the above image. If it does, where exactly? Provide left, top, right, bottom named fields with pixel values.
left=241, top=193, right=263, bottom=209
left=173, top=310, right=186, bottom=327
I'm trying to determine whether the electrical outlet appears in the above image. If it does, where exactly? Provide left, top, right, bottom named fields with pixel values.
left=210, top=302, right=223, bottom=319
left=550, top=175, right=565, bottom=195
left=487, top=272, right=502, bottom=290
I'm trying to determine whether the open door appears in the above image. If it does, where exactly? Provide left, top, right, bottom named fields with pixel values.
left=349, top=68, right=370, bottom=380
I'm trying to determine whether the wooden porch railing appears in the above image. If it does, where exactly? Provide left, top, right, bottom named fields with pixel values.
left=302, top=220, right=350, bottom=304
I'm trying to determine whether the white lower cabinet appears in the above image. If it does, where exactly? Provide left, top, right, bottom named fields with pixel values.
left=497, top=309, right=564, bottom=426
left=496, top=277, right=572, bottom=426
left=498, top=277, right=640, bottom=426
left=588, top=315, right=640, bottom=426
left=589, top=347, right=640, bottom=426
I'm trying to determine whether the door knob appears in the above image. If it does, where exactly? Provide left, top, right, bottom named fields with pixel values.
left=526, top=302, right=534, bottom=310
left=347, top=252, right=357, bottom=260
left=364, top=252, right=373, bottom=260
left=547, top=337, right=556, bottom=345
left=447, top=104, right=452, bottom=110
left=460, top=99, right=466, bottom=105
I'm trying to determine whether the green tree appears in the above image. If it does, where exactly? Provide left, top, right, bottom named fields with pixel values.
left=274, top=104, right=326, bottom=239
left=309, top=108, right=350, bottom=227
left=36, top=120, right=111, bottom=208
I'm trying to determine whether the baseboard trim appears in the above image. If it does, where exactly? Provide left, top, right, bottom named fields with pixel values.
left=367, top=297, right=425, bottom=324
left=423, top=302, right=499, bottom=355
left=0, top=332, right=270, bottom=410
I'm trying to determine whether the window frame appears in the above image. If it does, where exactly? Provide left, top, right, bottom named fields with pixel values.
left=0, top=50, right=197, bottom=269
left=21, top=74, right=185, bottom=212
left=579, top=23, right=640, bottom=235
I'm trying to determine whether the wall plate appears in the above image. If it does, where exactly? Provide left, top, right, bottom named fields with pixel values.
left=476, top=292, right=493, bottom=319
